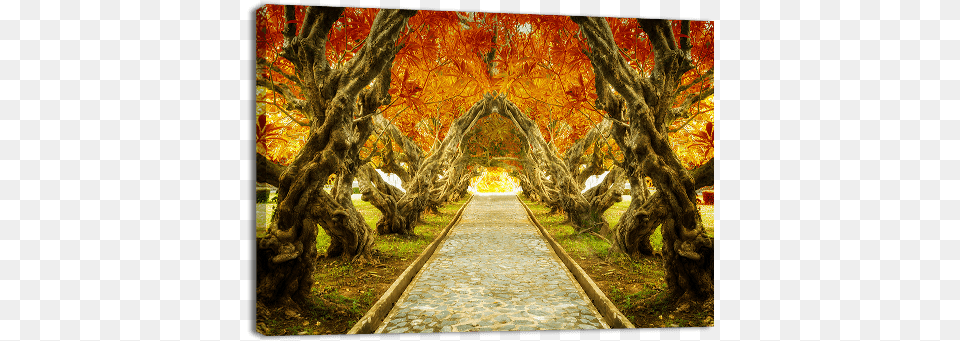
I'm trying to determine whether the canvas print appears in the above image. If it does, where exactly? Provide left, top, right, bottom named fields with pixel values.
left=255, top=4, right=714, bottom=335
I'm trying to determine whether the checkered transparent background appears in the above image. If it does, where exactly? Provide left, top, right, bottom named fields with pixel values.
left=6, top=0, right=958, bottom=340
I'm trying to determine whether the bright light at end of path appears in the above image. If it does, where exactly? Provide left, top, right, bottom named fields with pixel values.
left=468, top=168, right=520, bottom=193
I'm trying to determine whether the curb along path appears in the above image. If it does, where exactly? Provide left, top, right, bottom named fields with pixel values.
left=375, top=194, right=609, bottom=333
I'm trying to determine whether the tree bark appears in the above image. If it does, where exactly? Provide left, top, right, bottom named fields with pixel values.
left=691, top=157, right=714, bottom=190
left=609, top=159, right=711, bottom=259
left=256, top=6, right=416, bottom=314
left=572, top=16, right=714, bottom=304
left=372, top=113, right=422, bottom=189
left=357, top=164, right=405, bottom=235
left=563, top=119, right=614, bottom=191
left=428, top=153, right=476, bottom=210
left=257, top=152, right=286, bottom=187
left=611, top=191, right=665, bottom=258
left=516, top=154, right=548, bottom=203
left=583, top=166, right=626, bottom=216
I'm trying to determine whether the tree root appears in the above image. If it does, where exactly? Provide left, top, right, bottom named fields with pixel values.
left=589, top=231, right=612, bottom=244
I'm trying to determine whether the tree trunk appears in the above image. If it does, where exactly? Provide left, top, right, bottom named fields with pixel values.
left=257, top=152, right=286, bottom=187
left=611, top=191, right=664, bottom=257
left=607, top=169, right=659, bottom=257
left=517, top=155, right=548, bottom=203
left=256, top=6, right=416, bottom=313
left=691, top=157, right=714, bottom=190
left=428, top=153, right=476, bottom=210
left=372, top=113, right=422, bottom=189
left=357, top=164, right=405, bottom=235
left=573, top=16, right=714, bottom=303
left=563, top=119, right=614, bottom=191
left=582, top=166, right=627, bottom=233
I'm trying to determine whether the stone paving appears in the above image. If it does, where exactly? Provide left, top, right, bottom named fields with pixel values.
left=375, top=194, right=609, bottom=334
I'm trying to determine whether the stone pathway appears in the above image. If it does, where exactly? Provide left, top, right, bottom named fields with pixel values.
left=375, top=194, right=609, bottom=333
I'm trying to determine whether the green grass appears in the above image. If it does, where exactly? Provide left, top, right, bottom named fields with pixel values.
left=521, top=197, right=666, bottom=256
left=353, top=198, right=381, bottom=229
left=518, top=195, right=666, bottom=279
left=517, top=197, right=619, bottom=261
left=319, top=288, right=375, bottom=316
left=371, top=197, right=470, bottom=259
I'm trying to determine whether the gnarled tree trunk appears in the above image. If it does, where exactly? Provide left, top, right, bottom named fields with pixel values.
left=371, top=113, right=421, bottom=189
left=256, top=6, right=416, bottom=313
left=428, top=153, right=476, bottom=210
left=611, top=191, right=665, bottom=258
left=573, top=16, right=714, bottom=304
left=357, top=164, right=405, bottom=235
left=582, top=165, right=627, bottom=232
left=564, top=119, right=614, bottom=192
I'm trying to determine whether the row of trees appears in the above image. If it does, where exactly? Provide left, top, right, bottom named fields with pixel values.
left=255, top=5, right=714, bottom=315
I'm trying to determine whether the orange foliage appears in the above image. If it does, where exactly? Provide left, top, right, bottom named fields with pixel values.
left=670, top=96, right=715, bottom=169
left=255, top=89, right=308, bottom=166
left=255, top=6, right=714, bottom=175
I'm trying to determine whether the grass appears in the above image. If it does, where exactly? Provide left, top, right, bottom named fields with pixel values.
left=525, top=198, right=665, bottom=259
left=256, top=192, right=472, bottom=335
left=371, top=202, right=463, bottom=261
left=517, top=194, right=715, bottom=329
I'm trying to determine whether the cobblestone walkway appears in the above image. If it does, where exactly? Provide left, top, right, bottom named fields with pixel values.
left=375, top=194, right=609, bottom=333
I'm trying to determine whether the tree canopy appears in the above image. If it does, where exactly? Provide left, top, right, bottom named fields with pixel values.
left=256, top=6, right=714, bottom=177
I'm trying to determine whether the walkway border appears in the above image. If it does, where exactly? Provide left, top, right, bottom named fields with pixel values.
left=516, top=195, right=636, bottom=329
left=347, top=195, right=474, bottom=334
